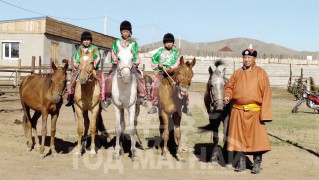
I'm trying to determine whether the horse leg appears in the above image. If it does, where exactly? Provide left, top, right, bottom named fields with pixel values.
left=89, top=106, right=99, bottom=158
left=156, top=108, right=164, bottom=155
left=134, top=103, right=144, bottom=149
left=128, top=104, right=138, bottom=161
left=161, top=111, right=170, bottom=160
left=211, top=119, right=221, bottom=165
left=83, top=111, right=90, bottom=152
left=74, top=107, right=84, bottom=157
left=50, top=112, right=59, bottom=157
left=173, top=111, right=184, bottom=161
left=113, top=107, right=122, bottom=160
left=22, top=106, right=32, bottom=151
left=223, top=115, right=232, bottom=168
left=38, top=110, right=48, bottom=159
left=31, top=111, right=41, bottom=152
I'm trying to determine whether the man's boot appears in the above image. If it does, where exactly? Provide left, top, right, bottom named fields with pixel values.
left=251, top=154, right=262, bottom=174
left=235, top=153, right=246, bottom=172
left=65, top=94, right=74, bottom=106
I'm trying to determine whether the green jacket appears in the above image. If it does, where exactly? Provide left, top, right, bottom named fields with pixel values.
left=151, top=47, right=179, bottom=72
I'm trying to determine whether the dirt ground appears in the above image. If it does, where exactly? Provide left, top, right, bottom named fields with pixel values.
left=0, top=86, right=318, bottom=180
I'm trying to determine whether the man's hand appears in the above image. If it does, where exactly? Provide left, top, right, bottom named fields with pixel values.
left=158, top=62, right=163, bottom=69
left=224, top=96, right=230, bottom=104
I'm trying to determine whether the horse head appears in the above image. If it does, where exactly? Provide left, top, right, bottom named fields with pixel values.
left=208, top=60, right=227, bottom=112
left=175, top=56, right=196, bottom=99
left=51, top=59, right=69, bottom=103
left=116, top=40, right=134, bottom=84
left=78, top=46, right=96, bottom=84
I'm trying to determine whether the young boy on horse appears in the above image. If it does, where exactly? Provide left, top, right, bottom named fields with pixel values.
left=148, top=33, right=191, bottom=116
left=103, top=20, right=148, bottom=108
left=65, top=31, right=107, bottom=109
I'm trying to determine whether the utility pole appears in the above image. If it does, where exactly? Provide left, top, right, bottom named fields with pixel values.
left=152, top=23, right=155, bottom=49
left=178, top=33, right=181, bottom=49
left=104, top=16, right=107, bottom=35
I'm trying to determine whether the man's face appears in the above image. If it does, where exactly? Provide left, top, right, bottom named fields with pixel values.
left=243, top=55, right=256, bottom=67
left=82, top=39, right=91, bottom=47
left=121, top=30, right=131, bottom=39
left=164, top=41, right=174, bottom=50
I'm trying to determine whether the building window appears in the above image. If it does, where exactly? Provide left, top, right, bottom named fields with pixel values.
left=2, top=42, right=20, bottom=59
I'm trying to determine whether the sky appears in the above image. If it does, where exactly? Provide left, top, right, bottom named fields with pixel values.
left=0, top=0, right=318, bottom=51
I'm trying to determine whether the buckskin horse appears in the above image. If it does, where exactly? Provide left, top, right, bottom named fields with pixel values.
left=73, top=47, right=101, bottom=158
left=19, top=59, right=69, bottom=159
left=198, top=60, right=232, bottom=166
left=158, top=56, right=196, bottom=161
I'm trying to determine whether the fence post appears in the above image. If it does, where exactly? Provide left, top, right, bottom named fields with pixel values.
left=39, top=56, right=42, bottom=74
left=31, top=56, right=35, bottom=74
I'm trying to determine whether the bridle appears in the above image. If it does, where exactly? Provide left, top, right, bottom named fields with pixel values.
left=117, top=65, right=133, bottom=78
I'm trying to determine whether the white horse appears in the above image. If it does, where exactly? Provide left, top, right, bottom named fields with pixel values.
left=112, top=41, right=139, bottom=161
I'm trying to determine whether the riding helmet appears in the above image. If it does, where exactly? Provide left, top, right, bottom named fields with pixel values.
left=81, top=31, right=92, bottom=42
left=120, top=20, right=132, bottom=35
left=163, top=33, right=175, bottom=44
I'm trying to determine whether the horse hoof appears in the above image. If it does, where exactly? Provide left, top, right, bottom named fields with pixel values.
left=225, top=164, right=233, bottom=169
left=211, top=161, right=219, bottom=166
left=38, top=154, right=45, bottom=159
left=26, top=148, right=32, bottom=152
left=89, top=152, right=97, bottom=158
left=73, top=152, right=81, bottom=158
left=131, top=156, right=139, bottom=162
left=52, top=153, right=58, bottom=158
left=113, top=154, right=120, bottom=160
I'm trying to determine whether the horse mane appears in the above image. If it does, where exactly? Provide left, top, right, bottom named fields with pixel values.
left=214, top=59, right=224, bottom=68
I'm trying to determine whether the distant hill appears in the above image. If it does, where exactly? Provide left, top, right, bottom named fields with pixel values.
left=141, top=37, right=319, bottom=57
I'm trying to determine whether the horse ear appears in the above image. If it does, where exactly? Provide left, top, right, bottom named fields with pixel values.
left=51, top=61, right=57, bottom=71
left=208, top=66, right=213, bottom=75
left=179, top=56, right=184, bottom=66
left=190, top=58, right=196, bottom=67
left=62, top=59, right=69, bottom=71
left=222, top=67, right=226, bottom=77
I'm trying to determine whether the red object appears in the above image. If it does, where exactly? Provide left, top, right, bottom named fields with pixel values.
left=308, top=94, right=319, bottom=104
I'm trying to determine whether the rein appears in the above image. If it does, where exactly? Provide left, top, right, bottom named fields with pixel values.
left=162, top=68, right=176, bottom=85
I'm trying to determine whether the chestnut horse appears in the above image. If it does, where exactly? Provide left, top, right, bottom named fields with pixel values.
left=19, top=59, right=68, bottom=158
left=73, top=47, right=101, bottom=157
left=158, top=56, right=196, bottom=161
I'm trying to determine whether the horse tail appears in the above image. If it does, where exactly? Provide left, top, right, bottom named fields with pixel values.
left=23, top=115, right=28, bottom=138
left=214, top=59, right=224, bottom=68
left=197, top=123, right=214, bottom=133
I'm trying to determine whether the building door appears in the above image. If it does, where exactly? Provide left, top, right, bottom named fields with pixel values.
left=51, top=41, right=59, bottom=63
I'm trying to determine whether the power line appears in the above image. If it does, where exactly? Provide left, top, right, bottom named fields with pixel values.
left=0, top=0, right=104, bottom=20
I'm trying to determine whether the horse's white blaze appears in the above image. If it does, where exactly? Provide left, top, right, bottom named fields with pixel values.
left=83, top=56, right=89, bottom=61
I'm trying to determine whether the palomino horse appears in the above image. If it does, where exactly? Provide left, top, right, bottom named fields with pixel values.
left=158, top=56, right=196, bottom=161
left=73, top=47, right=101, bottom=157
left=112, top=41, right=140, bottom=161
left=198, top=60, right=231, bottom=166
left=19, top=59, right=68, bottom=158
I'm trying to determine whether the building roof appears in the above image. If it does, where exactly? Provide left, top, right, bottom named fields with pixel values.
left=219, top=45, right=233, bottom=52
left=0, top=16, right=116, bottom=49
